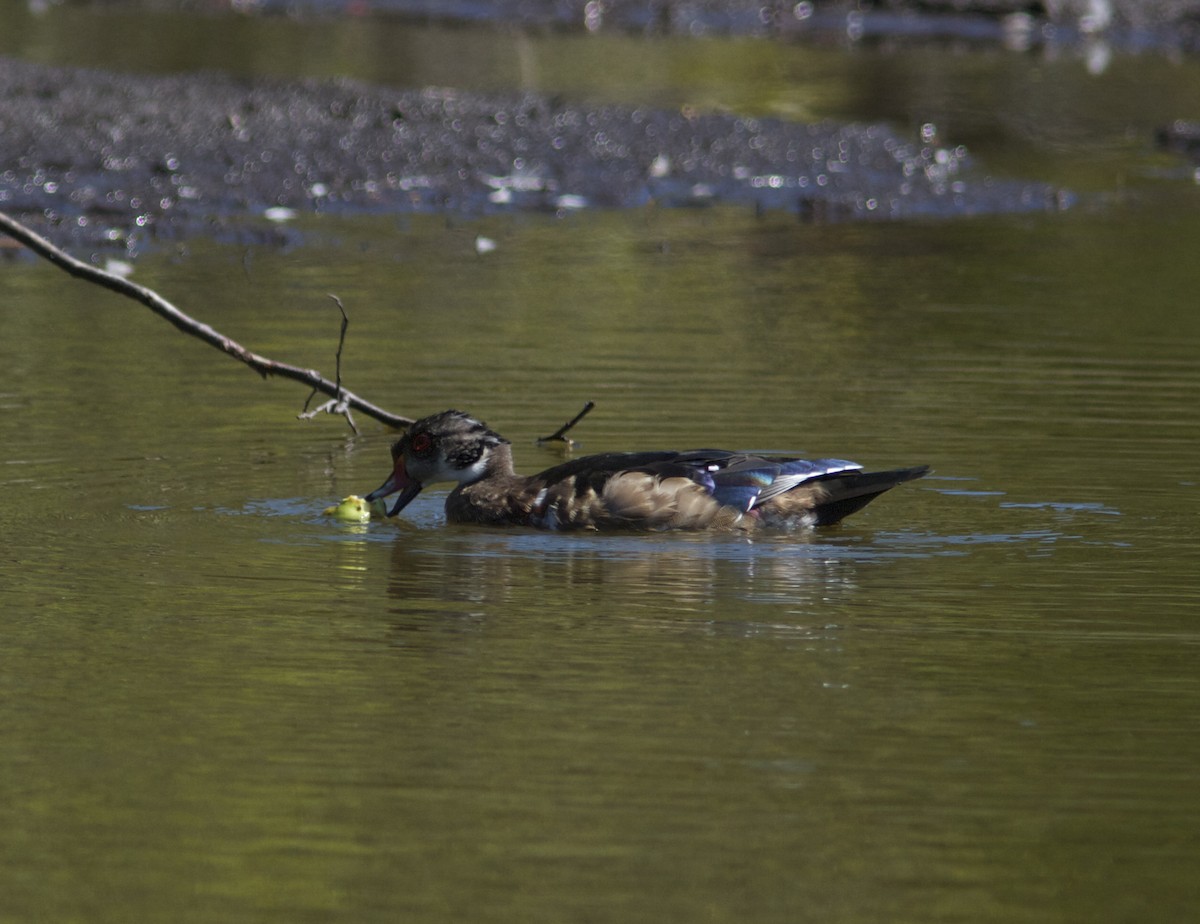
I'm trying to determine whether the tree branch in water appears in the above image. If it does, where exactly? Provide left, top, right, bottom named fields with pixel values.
left=0, top=210, right=413, bottom=429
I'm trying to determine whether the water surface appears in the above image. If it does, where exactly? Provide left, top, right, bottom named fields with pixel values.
left=2, top=9, right=1200, bottom=924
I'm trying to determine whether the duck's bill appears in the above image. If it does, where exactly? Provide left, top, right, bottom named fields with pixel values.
left=364, top=467, right=424, bottom=517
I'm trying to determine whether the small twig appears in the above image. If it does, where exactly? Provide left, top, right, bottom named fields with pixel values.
left=328, top=293, right=349, bottom=398
left=0, top=210, right=412, bottom=429
left=297, top=396, right=359, bottom=434
left=537, top=400, right=595, bottom=447
left=296, top=294, right=358, bottom=433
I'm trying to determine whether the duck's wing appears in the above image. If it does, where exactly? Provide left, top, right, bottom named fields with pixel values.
left=697, top=455, right=864, bottom=511
left=528, top=450, right=925, bottom=530
left=641, top=454, right=927, bottom=527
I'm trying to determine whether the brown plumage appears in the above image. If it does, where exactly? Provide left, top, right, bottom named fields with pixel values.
left=365, top=410, right=929, bottom=532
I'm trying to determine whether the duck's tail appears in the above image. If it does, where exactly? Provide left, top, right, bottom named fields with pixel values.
left=810, top=465, right=930, bottom=526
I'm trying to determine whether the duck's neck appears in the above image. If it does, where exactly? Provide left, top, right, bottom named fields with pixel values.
left=471, top=443, right=518, bottom=482
left=445, top=444, right=536, bottom=525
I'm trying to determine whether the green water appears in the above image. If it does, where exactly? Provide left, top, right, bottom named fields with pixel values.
left=3, top=7, right=1200, bottom=923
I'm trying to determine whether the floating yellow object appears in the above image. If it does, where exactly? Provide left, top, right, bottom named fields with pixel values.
left=324, top=495, right=387, bottom=522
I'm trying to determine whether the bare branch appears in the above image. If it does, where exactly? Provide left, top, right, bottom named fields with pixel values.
left=0, top=210, right=413, bottom=429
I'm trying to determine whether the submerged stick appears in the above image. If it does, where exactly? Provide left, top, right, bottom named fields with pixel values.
left=0, top=211, right=413, bottom=429
left=537, top=400, right=595, bottom=447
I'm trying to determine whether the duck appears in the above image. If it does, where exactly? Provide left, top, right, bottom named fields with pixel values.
left=364, top=410, right=928, bottom=531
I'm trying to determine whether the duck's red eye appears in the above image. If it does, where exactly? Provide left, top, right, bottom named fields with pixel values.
left=410, top=432, right=433, bottom=456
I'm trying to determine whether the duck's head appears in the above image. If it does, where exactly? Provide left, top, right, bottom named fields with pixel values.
left=365, top=410, right=509, bottom=516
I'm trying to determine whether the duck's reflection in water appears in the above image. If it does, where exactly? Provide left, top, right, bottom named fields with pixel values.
left=375, top=527, right=869, bottom=646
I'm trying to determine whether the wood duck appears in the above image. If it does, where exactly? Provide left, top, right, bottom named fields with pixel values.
left=365, top=410, right=928, bottom=531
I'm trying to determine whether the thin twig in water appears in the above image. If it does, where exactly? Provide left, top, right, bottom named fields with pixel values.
left=537, top=400, right=595, bottom=447
left=0, top=210, right=413, bottom=429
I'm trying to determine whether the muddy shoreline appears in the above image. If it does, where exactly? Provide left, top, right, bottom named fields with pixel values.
left=1, top=54, right=1070, bottom=254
